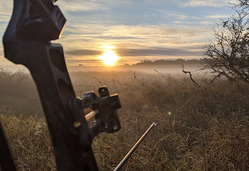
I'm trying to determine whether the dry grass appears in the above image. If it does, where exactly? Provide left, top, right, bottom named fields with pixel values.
left=0, top=69, right=42, bottom=117
left=0, top=69, right=249, bottom=170
left=0, top=114, right=54, bottom=170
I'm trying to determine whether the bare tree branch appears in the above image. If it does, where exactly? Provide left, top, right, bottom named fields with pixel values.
left=181, top=65, right=199, bottom=87
left=202, top=1, right=249, bottom=84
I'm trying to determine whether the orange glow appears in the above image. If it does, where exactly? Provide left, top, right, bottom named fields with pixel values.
left=99, top=50, right=119, bottom=66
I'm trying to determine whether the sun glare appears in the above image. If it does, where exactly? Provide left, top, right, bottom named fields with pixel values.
left=99, top=50, right=119, bottom=66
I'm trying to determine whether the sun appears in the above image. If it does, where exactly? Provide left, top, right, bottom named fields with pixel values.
left=99, top=50, right=119, bottom=66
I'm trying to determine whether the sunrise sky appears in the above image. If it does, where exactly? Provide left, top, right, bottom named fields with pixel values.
left=0, top=0, right=236, bottom=67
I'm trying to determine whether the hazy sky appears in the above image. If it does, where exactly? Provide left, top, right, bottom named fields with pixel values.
left=0, top=0, right=235, bottom=67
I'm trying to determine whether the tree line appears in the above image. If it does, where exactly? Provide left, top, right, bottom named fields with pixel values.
left=124, top=59, right=203, bottom=66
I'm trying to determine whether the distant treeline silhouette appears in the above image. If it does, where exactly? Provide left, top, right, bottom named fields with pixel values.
left=126, top=58, right=203, bottom=66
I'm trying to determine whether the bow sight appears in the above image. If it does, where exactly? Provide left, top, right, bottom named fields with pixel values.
left=2, top=0, right=121, bottom=170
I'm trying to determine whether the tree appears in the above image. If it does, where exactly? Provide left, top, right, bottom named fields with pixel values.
left=202, top=0, right=249, bottom=83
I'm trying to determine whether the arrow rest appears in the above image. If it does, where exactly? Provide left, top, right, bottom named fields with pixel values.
left=2, top=0, right=121, bottom=170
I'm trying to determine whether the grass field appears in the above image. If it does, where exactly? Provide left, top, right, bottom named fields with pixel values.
left=0, top=69, right=249, bottom=170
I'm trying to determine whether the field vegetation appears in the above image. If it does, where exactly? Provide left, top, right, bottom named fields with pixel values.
left=0, top=69, right=249, bottom=170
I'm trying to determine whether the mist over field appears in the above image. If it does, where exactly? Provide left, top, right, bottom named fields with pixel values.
left=68, top=64, right=201, bottom=73
left=1, top=63, right=201, bottom=74
left=0, top=64, right=206, bottom=84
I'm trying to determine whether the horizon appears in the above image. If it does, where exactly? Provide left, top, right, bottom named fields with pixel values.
left=0, top=58, right=202, bottom=74
left=0, top=0, right=235, bottom=68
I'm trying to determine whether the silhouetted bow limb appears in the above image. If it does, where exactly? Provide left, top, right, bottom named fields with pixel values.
left=2, top=0, right=121, bottom=170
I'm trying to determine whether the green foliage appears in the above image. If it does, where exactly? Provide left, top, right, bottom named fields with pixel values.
left=1, top=70, right=249, bottom=170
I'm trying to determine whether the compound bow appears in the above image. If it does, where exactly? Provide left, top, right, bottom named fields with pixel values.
left=2, top=0, right=121, bottom=170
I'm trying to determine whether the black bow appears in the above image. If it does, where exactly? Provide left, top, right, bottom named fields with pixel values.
left=2, top=0, right=121, bottom=170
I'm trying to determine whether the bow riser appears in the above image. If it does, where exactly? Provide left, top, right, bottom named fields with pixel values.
left=3, top=0, right=98, bottom=170
left=3, top=0, right=121, bottom=170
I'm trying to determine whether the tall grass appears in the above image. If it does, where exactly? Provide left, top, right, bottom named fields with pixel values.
left=0, top=69, right=42, bottom=117
left=0, top=69, right=249, bottom=170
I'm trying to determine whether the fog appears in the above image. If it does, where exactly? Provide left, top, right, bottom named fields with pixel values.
left=67, top=64, right=211, bottom=78
left=0, top=64, right=211, bottom=79
left=68, top=64, right=202, bottom=73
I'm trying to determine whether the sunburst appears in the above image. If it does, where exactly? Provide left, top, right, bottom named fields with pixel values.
left=99, top=50, right=119, bottom=66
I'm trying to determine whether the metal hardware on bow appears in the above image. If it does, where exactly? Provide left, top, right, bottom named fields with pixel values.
left=2, top=0, right=121, bottom=170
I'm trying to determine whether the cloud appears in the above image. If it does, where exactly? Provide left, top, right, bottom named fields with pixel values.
left=58, top=23, right=211, bottom=53
left=66, top=49, right=102, bottom=56
left=165, top=12, right=201, bottom=20
left=0, top=0, right=227, bottom=67
left=146, top=0, right=229, bottom=8
left=0, top=1, right=13, bottom=16
left=181, top=0, right=228, bottom=7
left=57, top=23, right=211, bottom=57
left=56, top=0, right=108, bottom=12
left=100, top=24, right=210, bottom=40
left=0, top=0, right=211, bottom=66
left=206, top=14, right=230, bottom=19
left=116, top=48, right=202, bottom=57
left=0, top=15, right=11, bottom=23
left=170, top=14, right=189, bottom=20
left=66, top=59, right=100, bottom=63
left=66, top=47, right=202, bottom=57
left=0, top=0, right=12, bottom=28
left=64, top=46, right=203, bottom=66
